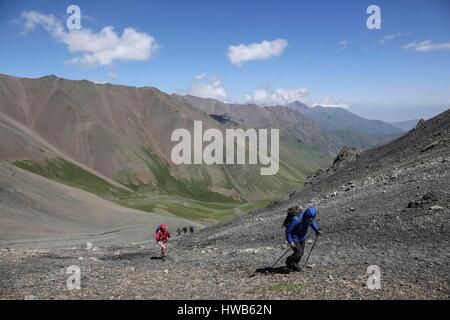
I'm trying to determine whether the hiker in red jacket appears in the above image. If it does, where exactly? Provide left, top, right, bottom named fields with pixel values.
left=155, top=224, right=171, bottom=258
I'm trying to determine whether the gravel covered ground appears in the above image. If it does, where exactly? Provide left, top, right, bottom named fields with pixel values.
left=1, top=111, right=449, bottom=300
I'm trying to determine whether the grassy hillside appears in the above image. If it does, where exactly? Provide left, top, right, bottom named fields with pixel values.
left=12, top=158, right=133, bottom=199
left=10, top=157, right=276, bottom=224
left=254, top=138, right=329, bottom=194
left=11, top=139, right=329, bottom=224
left=333, top=128, right=403, bottom=149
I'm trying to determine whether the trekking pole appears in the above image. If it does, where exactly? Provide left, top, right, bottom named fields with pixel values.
left=270, top=247, right=292, bottom=269
left=303, top=234, right=319, bottom=268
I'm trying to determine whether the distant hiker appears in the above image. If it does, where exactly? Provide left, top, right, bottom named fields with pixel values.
left=285, top=207, right=321, bottom=271
left=189, top=226, right=194, bottom=234
left=176, top=228, right=181, bottom=236
left=155, top=224, right=171, bottom=258
left=183, top=226, right=187, bottom=234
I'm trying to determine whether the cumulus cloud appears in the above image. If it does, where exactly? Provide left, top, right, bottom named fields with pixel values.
left=21, top=10, right=159, bottom=68
left=313, top=96, right=350, bottom=109
left=227, top=39, right=288, bottom=66
left=338, top=40, right=350, bottom=49
left=185, top=73, right=229, bottom=102
left=243, top=87, right=309, bottom=106
left=403, top=40, right=450, bottom=52
left=377, top=32, right=405, bottom=45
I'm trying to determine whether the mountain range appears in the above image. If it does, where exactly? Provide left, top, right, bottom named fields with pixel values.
left=0, top=73, right=415, bottom=224
left=390, top=119, right=421, bottom=131
left=286, top=101, right=407, bottom=149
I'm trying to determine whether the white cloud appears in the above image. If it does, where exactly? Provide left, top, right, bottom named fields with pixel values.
left=377, top=32, right=405, bottom=45
left=21, top=10, right=159, bottom=68
left=243, top=87, right=309, bottom=106
left=313, top=96, right=350, bottom=109
left=227, top=39, right=288, bottom=66
left=106, top=68, right=118, bottom=80
left=185, top=73, right=229, bottom=102
left=338, top=40, right=350, bottom=49
left=403, top=40, right=450, bottom=52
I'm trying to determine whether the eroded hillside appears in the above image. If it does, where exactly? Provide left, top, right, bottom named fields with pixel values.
left=1, top=110, right=448, bottom=299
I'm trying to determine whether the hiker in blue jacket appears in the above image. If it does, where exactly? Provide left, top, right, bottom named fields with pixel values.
left=285, top=207, right=321, bottom=271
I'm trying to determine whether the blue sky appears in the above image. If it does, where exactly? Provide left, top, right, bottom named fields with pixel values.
left=0, top=0, right=449, bottom=121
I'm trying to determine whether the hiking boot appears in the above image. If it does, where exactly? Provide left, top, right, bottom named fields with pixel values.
left=286, top=264, right=301, bottom=272
left=283, top=266, right=293, bottom=274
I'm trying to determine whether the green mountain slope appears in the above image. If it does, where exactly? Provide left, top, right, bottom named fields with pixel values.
left=0, top=73, right=338, bottom=222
